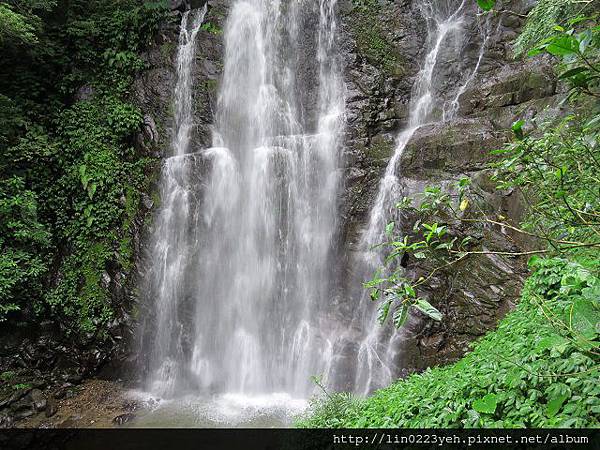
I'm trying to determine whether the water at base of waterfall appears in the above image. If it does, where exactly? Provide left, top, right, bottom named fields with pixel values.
left=125, top=391, right=307, bottom=427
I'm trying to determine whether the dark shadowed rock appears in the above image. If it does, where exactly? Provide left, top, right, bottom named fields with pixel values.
left=112, top=413, right=136, bottom=426
left=29, top=389, right=47, bottom=412
left=45, top=401, right=57, bottom=418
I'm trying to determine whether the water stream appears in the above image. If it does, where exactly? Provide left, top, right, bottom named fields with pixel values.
left=347, top=0, right=491, bottom=395
left=138, top=0, right=344, bottom=425
left=138, top=0, right=491, bottom=426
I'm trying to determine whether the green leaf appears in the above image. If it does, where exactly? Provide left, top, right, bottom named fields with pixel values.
left=414, top=298, right=442, bottom=321
left=476, top=0, right=495, bottom=11
left=378, top=299, right=392, bottom=324
left=558, top=66, right=589, bottom=80
left=545, top=36, right=579, bottom=56
left=571, top=298, right=600, bottom=340
left=528, top=255, right=542, bottom=268
left=472, top=393, right=498, bottom=414
left=547, top=394, right=568, bottom=418
left=87, top=183, right=97, bottom=200
left=393, top=304, right=409, bottom=329
left=511, top=119, right=525, bottom=140
left=535, top=335, right=568, bottom=352
left=385, top=222, right=395, bottom=236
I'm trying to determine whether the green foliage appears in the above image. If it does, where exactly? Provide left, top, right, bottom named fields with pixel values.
left=298, top=258, right=600, bottom=428
left=494, top=114, right=600, bottom=250
left=528, top=15, right=600, bottom=100
left=514, top=0, right=586, bottom=56
left=304, top=8, right=600, bottom=430
left=476, top=0, right=496, bottom=12
left=364, top=180, right=476, bottom=329
left=0, top=1, right=168, bottom=336
left=365, top=13, right=600, bottom=332
left=0, top=176, right=50, bottom=321
left=0, top=3, right=38, bottom=44
left=0, top=371, right=15, bottom=382
left=200, top=21, right=222, bottom=35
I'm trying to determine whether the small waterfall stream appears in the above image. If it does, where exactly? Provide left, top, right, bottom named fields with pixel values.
left=347, top=0, right=491, bottom=395
left=141, top=6, right=207, bottom=398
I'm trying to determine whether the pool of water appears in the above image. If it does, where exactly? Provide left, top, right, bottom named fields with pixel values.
left=126, top=392, right=309, bottom=428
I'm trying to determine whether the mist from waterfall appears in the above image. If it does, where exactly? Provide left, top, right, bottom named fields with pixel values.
left=140, top=0, right=344, bottom=400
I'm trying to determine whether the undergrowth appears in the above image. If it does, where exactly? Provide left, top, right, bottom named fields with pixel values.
left=297, top=257, right=600, bottom=428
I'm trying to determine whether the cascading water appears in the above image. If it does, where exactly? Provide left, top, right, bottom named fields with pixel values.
left=139, top=0, right=493, bottom=422
left=140, top=6, right=207, bottom=398
left=345, top=0, right=491, bottom=395
left=139, top=0, right=345, bottom=413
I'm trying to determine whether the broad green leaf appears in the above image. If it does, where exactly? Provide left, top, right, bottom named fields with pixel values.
left=571, top=298, right=600, bottom=339
left=511, top=119, right=525, bottom=140
left=558, top=66, right=589, bottom=80
left=385, top=222, right=395, bottom=236
left=476, top=0, right=495, bottom=11
left=87, top=183, right=97, bottom=200
left=414, top=298, right=442, bottom=321
left=535, top=335, right=568, bottom=352
left=547, top=394, right=568, bottom=418
left=378, top=299, right=392, bottom=324
left=545, top=36, right=579, bottom=56
left=528, top=255, right=542, bottom=268
left=393, top=304, right=409, bottom=329
left=472, top=393, right=497, bottom=414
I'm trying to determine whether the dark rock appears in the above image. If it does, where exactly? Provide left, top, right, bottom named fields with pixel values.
left=112, top=413, right=136, bottom=426
left=0, top=413, right=13, bottom=428
left=10, top=399, right=35, bottom=419
left=169, top=0, right=186, bottom=12
left=53, top=383, right=74, bottom=400
left=29, top=389, right=47, bottom=412
left=45, top=400, right=58, bottom=418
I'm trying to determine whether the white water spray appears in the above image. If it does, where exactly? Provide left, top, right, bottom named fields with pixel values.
left=141, top=0, right=345, bottom=401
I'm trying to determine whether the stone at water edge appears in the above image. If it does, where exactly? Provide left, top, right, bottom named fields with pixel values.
left=45, top=401, right=57, bottom=418
left=113, top=413, right=136, bottom=426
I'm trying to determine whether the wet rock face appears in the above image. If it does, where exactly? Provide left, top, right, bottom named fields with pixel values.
left=337, top=0, right=560, bottom=373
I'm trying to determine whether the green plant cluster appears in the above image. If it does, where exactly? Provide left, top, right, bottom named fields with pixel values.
left=514, top=0, right=583, bottom=56
left=297, top=258, right=600, bottom=428
left=0, top=1, right=169, bottom=338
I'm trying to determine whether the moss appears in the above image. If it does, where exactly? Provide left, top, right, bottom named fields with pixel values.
left=346, top=0, right=404, bottom=76
left=204, top=79, right=218, bottom=93
left=160, top=41, right=176, bottom=61
left=365, top=139, right=395, bottom=163
left=200, top=21, right=222, bottom=35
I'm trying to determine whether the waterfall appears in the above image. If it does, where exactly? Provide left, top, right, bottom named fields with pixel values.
left=140, top=6, right=207, bottom=398
left=140, top=0, right=344, bottom=401
left=347, top=0, right=490, bottom=395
